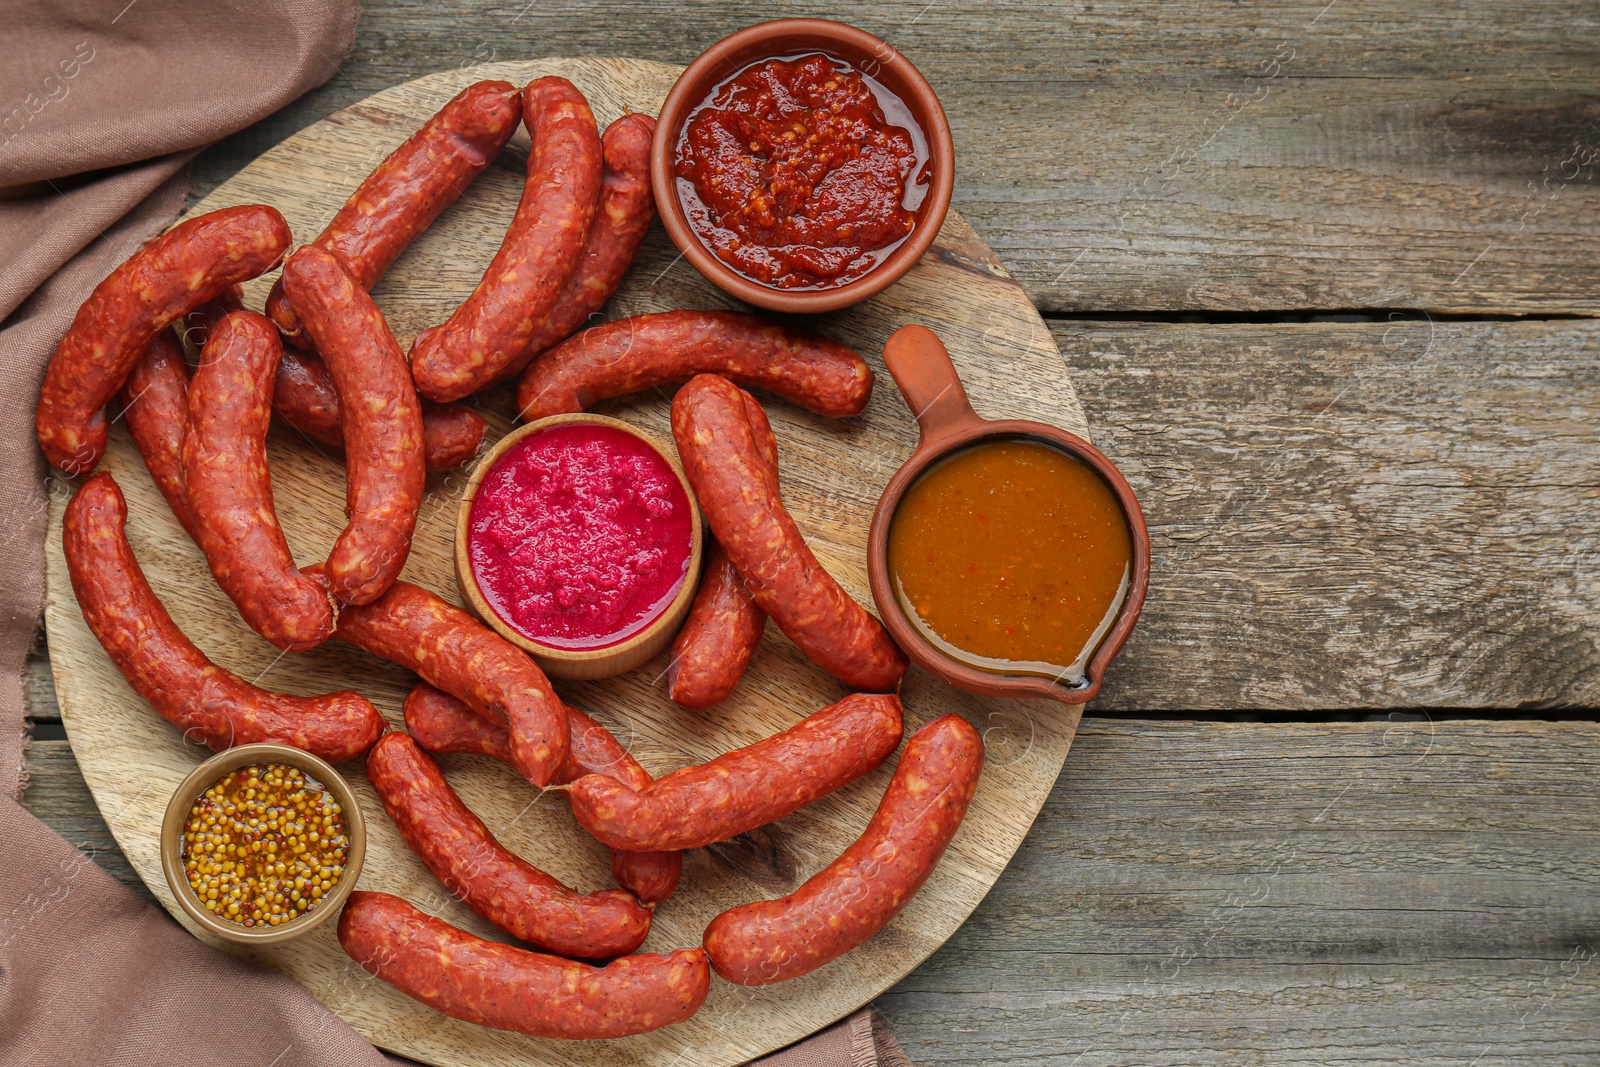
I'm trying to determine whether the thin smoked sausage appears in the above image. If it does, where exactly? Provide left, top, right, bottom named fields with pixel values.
left=704, top=714, right=983, bottom=985
left=265, top=80, right=523, bottom=338
left=410, top=77, right=602, bottom=402
left=672, top=374, right=906, bottom=692
left=182, top=310, right=333, bottom=652
left=403, top=683, right=682, bottom=903
left=338, top=891, right=709, bottom=1039
left=37, top=205, right=291, bottom=474
left=497, top=112, right=657, bottom=382
left=62, top=473, right=382, bottom=763
left=324, top=577, right=567, bottom=787
left=517, top=310, right=873, bottom=422
left=281, top=246, right=425, bottom=606
left=117, top=330, right=200, bottom=540
left=666, top=392, right=775, bottom=708
left=566, top=693, right=903, bottom=852
left=366, top=732, right=651, bottom=957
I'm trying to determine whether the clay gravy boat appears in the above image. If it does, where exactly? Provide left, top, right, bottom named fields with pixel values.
left=867, top=324, right=1151, bottom=704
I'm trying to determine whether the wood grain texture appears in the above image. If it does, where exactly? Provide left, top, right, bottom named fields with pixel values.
left=876, top=720, right=1600, bottom=1066
left=24, top=722, right=1600, bottom=1065
left=42, top=58, right=1088, bottom=1067
left=190, top=0, right=1600, bottom=315
left=1061, top=318, right=1600, bottom=711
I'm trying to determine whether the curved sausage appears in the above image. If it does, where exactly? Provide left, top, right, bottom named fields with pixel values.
left=62, top=473, right=383, bottom=763
left=272, top=345, right=485, bottom=472
left=704, top=714, right=983, bottom=985
left=667, top=542, right=766, bottom=710
left=117, top=330, right=200, bottom=541
left=338, top=891, right=709, bottom=1039
left=567, top=693, right=904, bottom=853
left=366, top=732, right=651, bottom=957
left=411, top=77, right=603, bottom=402
left=281, top=246, right=425, bottom=606
left=668, top=387, right=775, bottom=700
left=118, top=286, right=248, bottom=541
left=182, top=310, right=334, bottom=652
left=403, top=681, right=512, bottom=761
left=37, top=205, right=291, bottom=474
left=323, top=577, right=567, bottom=787
left=668, top=391, right=775, bottom=707
left=404, top=684, right=682, bottom=903
left=265, top=80, right=523, bottom=339
left=496, top=112, right=657, bottom=383
left=515, top=310, right=873, bottom=423
left=672, top=375, right=907, bottom=692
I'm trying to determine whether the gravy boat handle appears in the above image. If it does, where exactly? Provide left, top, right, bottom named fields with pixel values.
left=882, top=324, right=983, bottom=449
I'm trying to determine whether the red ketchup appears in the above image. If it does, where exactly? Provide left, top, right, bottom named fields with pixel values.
left=467, top=423, right=693, bottom=650
left=674, top=52, right=931, bottom=290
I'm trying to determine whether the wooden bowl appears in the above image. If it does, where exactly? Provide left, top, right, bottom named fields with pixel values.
left=455, top=413, right=703, bottom=681
left=159, top=743, right=367, bottom=947
left=651, top=17, right=956, bottom=314
left=867, top=325, right=1151, bottom=704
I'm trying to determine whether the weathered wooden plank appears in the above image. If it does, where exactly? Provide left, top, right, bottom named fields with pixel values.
left=189, top=0, right=1600, bottom=314
left=1057, top=318, right=1600, bottom=711
left=878, top=720, right=1600, bottom=1066
left=22, top=649, right=58, bottom=725
left=23, top=722, right=1600, bottom=1064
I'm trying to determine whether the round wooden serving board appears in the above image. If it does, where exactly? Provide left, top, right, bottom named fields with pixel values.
left=44, top=58, right=1094, bottom=1067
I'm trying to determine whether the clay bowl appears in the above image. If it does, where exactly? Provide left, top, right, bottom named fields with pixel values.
left=159, top=743, right=366, bottom=947
left=867, top=325, right=1151, bottom=705
left=651, top=17, right=955, bottom=314
left=455, top=413, right=703, bottom=681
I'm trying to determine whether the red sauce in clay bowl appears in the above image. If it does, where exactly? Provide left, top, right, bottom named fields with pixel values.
left=653, top=18, right=955, bottom=314
left=456, top=415, right=702, bottom=680
left=675, top=51, right=932, bottom=291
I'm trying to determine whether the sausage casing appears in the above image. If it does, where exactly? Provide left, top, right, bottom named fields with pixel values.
left=667, top=542, right=766, bottom=710
left=567, top=693, right=904, bottom=852
left=704, top=714, right=983, bottom=985
left=62, top=473, right=383, bottom=763
left=325, top=577, right=567, bottom=786
left=497, top=112, right=657, bottom=382
left=366, top=732, right=650, bottom=957
left=672, top=375, right=907, bottom=692
left=338, top=891, right=709, bottom=1039
left=404, top=684, right=682, bottom=903
left=411, top=77, right=602, bottom=402
left=402, top=681, right=512, bottom=761
left=118, top=329, right=200, bottom=541
left=281, top=246, right=425, bottom=606
left=182, top=310, right=334, bottom=652
left=265, top=80, right=523, bottom=338
left=667, top=393, right=775, bottom=708
left=272, top=345, right=485, bottom=472
left=37, top=205, right=291, bottom=474
left=516, top=310, right=873, bottom=422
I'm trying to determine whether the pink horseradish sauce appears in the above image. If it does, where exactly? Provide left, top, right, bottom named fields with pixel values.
left=468, top=423, right=694, bottom=650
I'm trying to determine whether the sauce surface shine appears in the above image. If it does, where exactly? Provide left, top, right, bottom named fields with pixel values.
left=469, top=423, right=693, bottom=650
left=887, top=438, right=1132, bottom=681
left=674, top=52, right=930, bottom=290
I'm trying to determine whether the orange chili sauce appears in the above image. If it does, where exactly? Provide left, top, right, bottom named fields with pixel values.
left=887, top=438, right=1132, bottom=680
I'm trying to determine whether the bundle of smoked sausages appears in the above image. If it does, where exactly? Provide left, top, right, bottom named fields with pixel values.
left=38, top=74, right=984, bottom=1041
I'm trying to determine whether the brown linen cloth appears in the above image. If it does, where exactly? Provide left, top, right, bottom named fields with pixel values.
left=0, top=2, right=917, bottom=1064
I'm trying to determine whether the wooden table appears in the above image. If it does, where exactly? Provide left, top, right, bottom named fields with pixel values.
left=24, top=2, right=1599, bottom=1062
